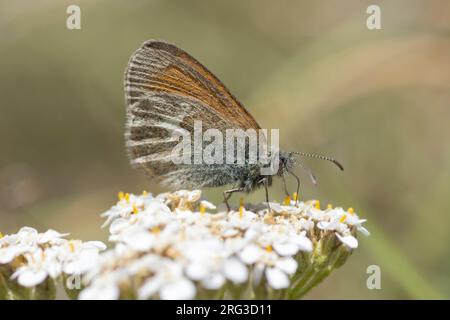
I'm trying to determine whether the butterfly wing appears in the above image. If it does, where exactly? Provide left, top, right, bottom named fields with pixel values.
left=124, top=40, right=262, bottom=189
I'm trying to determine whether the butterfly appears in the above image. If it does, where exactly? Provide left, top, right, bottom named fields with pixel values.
left=124, top=40, right=343, bottom=210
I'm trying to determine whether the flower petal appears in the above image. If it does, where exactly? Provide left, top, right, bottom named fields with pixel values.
left=265, top=267, right=289, bottom=289
left=109, top=218, right=130, bottom=234
left=186, top=262, right=209, bottom=281
left=38, top=229, right=68, bottom=244
left=335, top=233, right=358, bottom=249
left=160, top=279, right=196, bottom=300
left=200, top=200, right=216, bottom=210
left=16, top=269, right=48, bottom=287
left=201, top=273, right=225, bottom=290
left=223, top=258, right=248, bottom=284
left=275, top=257, right=298, bottom=275
left=187, top=190, right=202, bottom=202
left=79, top=283, right=120, bottom=300
left=357, top=226, right=371, bottom=237
left=122, top=231, right=155, bottom=251
left=293, top=235, right=313, bottom=252
left=273, top=241, right=298, bottom=256
left=138, top=277, right=163, bottom=300
left=239, top=244, right=262, bottom=264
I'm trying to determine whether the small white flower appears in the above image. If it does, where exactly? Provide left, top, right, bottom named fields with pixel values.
left=305, top=206, right=324, bottom=220
left=1, top=226, right=106, bottom=294
left=0, top=242, right=27, bottom=264
left=101, top=193, right=162, bottom=228
left=11, top=248, right=61, bottom=287
left=101, top=202, right=134, bottom=228
left=17, top=227, right=39, bottom=241
left=258, top=225, right=312, bottom=257
left=143, top=200, right=172, bottom=216
left=61, top=240, right=106, bottom=275
left=225, top=209, right=257, bottom=230
left=268, top=202, right=302, bottom=215
left=238, top=243, right=298, bottom=290
left=37, top=229, right=69, bottom=245
left=181, top=239, right=234, bottom=288
left=137, top=258, right=196, bottom=300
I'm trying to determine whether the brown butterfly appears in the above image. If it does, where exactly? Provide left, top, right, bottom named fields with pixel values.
left=124, top=40, right=343, bottom=210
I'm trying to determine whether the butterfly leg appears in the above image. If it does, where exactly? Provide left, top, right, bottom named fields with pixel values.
left=288, top=170, right=301, bottom=206
left=282, top=175, right=290, bottom=197
left=263, top=178, right=271, bottom=212
left=223, top=188, right=244, bottom=212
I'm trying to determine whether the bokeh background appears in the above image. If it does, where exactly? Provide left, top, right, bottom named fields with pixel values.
left=1, top=0, right=450, bottom=299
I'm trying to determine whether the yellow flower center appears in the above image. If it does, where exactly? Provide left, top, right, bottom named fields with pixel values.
left=265, top=245, right=273, bottom=253
left=0, top=232, right=3, bottom=239
left=151, top=226, right=161, bottom=234
left=239, top=206, right=244, bottom=219
left=293, top=192, right=298, bottom=202
left=327, top=204, right=333, bottom=210
left=283, top=196, right=291, bottom=206
left=239, top=198, right=244, bottom=218
left=132, top=204, right=139, bottom=214
left=315, top=200, right=321, bottom=210
left=118, top=191, right=125, bottom=201
left=125, top=193, right=130, bottom=203
left=348, top=207, right=355, bottom=215
left=142, top=190, right=148, bottom=196
left=339, top=214, right=347, bottom=223
left=199, top=204, right=206, bottom=216
left=69, top=241, right=75, bottom=253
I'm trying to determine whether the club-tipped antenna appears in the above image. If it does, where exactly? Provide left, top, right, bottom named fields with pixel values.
left=294, top=152, right=344, bottom=171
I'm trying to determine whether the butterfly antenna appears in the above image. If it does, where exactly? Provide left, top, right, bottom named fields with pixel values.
left=294, top=152, right=344, bottom=171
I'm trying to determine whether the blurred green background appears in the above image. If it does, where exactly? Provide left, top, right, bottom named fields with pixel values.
left=1, top=0, right=450, bottom=299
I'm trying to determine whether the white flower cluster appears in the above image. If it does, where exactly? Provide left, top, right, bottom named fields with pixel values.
left=0, top=227, right=106, bottom=289
left=79, top=190, right=369, bottom=300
